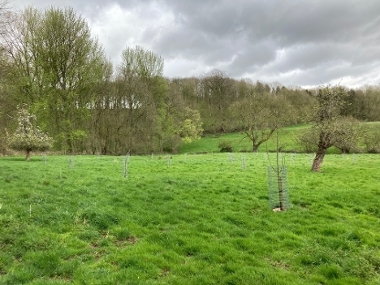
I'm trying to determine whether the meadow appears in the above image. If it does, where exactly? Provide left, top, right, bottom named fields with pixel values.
left=0, top=150, right=379, bottom=284
left=178, top=125, right=340, bottom=154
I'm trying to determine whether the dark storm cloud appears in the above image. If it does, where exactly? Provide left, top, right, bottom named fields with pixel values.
left=14, top=0, right=380, bottom=87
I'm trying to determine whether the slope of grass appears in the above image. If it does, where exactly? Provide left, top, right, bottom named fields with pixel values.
left=178, top=124, right=328, bottom=154
left=0, top=153, right=379, bottom=284
left=179, top=122, right=380, bottom=154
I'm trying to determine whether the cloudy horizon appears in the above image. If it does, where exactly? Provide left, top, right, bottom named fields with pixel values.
left=12, top=0, right=380, bottom=88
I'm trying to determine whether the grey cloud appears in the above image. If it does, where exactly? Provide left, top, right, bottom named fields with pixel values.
left=14, top=0, right=380, bottom=87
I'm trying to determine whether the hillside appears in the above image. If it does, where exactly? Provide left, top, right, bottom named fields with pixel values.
left=178, top=123, right=380, bottom=154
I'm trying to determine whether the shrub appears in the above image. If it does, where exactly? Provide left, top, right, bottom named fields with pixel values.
left=218, top=140, right=234, bottom=152
left=331, top=117, right=361, bottom=153
left=361, top=124, right=380, bottom=153
left=297, top=128, right=318, bottom=153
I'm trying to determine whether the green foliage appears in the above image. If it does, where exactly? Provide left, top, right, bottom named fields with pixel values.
left=178, top=107, right=203, bottom=143
left=3, top=5, right=380, bottom=157
left=218, top=139, right=234, bottom=152
left=120, top=45, right=164, bottom=79
left=0, top=128, right=8, bottom=155
left=7, top=107, right=52, bottom=158
left=6, top=6, right=107, bottom=152
left=1, top=3, right=380, bottom=157
left=297, top=127, right=319, bottom=153
left=179, top=123, right=380, bottom=154
left=361, top=123, right=380, bottom=153
left=97, top=45, right=168, bottom=154
left=332, top=116, right=361, bottom=153
left=230, top=91, right=296, bottom=152
left=200, top=69, right=234, bottom=133
left=311, top=86, right=348, bottom=132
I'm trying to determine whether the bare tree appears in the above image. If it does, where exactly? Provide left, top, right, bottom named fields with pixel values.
left=0, top=0, right=10, bottom=37
left=200, top=69, right=235, bottom=132
left=311, top=86, right=348, bottom=172
left=298, top=116, right=360, bottom=155
left=230, top=91, right=295, bottom=152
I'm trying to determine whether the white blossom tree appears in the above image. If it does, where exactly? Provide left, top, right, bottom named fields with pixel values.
left=8, top=107, right=53, bottom=161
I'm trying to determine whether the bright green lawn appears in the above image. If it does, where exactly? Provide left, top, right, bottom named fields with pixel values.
left=178, top=124, right=341, bottom=154
left=178, top=122, right=380, bottom=154
left=0, top=153, right=379, bottom=284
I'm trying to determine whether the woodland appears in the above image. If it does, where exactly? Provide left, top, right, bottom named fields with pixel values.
left=0, top=4, right=380, bottom=169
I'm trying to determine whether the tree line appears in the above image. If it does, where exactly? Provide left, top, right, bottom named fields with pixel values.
left=1, top=5, right=380, bottom=168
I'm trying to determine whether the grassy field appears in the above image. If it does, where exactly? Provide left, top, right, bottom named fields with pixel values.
left=178, top=125, right=340, bottom=154
left=0, top=152, right=379, bottom=284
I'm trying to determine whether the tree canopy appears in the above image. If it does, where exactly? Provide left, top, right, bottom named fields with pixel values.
left=4, top=6, right=108, bottom=152
left=0, top=5, right=379, bottom=158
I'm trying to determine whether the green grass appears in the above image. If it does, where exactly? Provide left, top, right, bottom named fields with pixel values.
left=178, top=122, right=380, bottom=154
left=178, top=124, right=334, bottom=154
left=0, top=153, right=380, bottom=284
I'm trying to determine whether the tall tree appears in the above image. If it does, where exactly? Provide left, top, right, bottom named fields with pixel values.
left=112, top=45, right=166, bottom=153
left=200, top=69, right=235, bottom=133
left=0, top=0, right=10, bottom=36
left=0, top=0, right=16, bottom=154
left=361, top=86, right=380, bottom=121
left=177, top=107, right=203, bottom=143
left=4, top=6, right=107, bottom=152
left=0, top=45, right=16, bottom=154
left=88, top=60, right=115, bottom=154
left=311, top=86, right=348, bottom=172
left=154, top=78, right=204, bottom=153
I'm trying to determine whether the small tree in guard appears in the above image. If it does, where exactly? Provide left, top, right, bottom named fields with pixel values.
left=267, top=164, right=289, bottom=211
left=267, top=129, right=290, bottom=211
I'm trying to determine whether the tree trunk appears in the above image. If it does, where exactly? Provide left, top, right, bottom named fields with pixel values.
left=66, top=137, right=73, bottom=153
left=278, top=174, right=285, bottom=210
left=311, top=147, right=326, bottom=172
left=26, top=149, right=31, bottom=161
left=252, top=142, right=258, bottom=152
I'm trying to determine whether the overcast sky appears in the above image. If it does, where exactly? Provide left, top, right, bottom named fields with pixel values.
left=12, top=0, right=380, bottom=88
